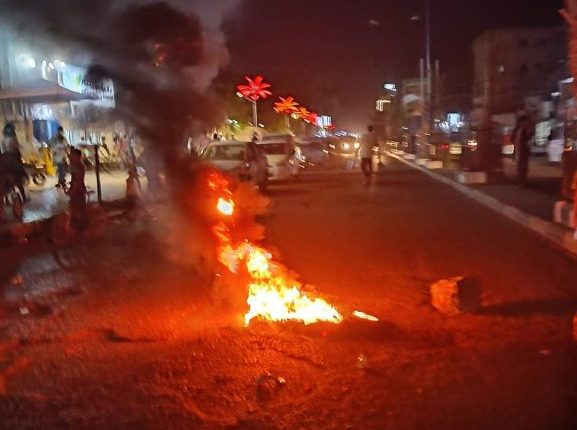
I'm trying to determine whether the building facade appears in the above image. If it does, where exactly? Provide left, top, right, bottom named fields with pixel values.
left=0, top=28, right=116, bottom=155
left=473, top=26, right=567, bottom=122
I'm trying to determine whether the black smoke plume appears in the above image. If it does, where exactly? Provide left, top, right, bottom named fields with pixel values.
left=0, top=0, right=237, bottom=209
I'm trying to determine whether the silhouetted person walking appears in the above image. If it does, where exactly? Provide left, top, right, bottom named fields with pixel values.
left=360, top=125, right=378, bottom=186
left=513, top=115, right=534, bottom=186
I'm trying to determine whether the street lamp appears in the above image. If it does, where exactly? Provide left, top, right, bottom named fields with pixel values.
left=411, top=0, right=433, bottom=136
left=236, top=75, right=272, bottom=127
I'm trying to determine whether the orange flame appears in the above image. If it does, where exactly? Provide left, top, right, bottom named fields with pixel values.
left=210, top=172, right=343, bottom=326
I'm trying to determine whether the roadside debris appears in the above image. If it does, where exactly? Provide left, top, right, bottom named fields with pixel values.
left=430, top=276, right=482, bottom=316
left=256, top=372, right=286, bottom=399
left=352, top=310, right=379, bottom=322
left=356, top=354, right=368, bottom=370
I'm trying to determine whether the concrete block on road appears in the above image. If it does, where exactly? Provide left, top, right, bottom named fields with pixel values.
left=426, top=160, right=443, bottom=170
left=456, top=171, right=488, bottom=185
left=430, top=276, right=482, bottom=316
left=416, top=158, right=429, bottom=166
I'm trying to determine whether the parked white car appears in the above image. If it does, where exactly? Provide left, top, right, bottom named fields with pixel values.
left=200, top=141, right=269, bottom=190
left=257, top=137, right=303, bottom=181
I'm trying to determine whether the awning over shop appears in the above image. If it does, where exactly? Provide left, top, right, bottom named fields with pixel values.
left=0, top=80, right=91, bottom=104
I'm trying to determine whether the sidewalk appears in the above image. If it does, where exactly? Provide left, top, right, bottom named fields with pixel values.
left=443, top=157, right=563, bottom=221
left=388, top=150, right=577, bottom=257
left=1, top=170, right=130, bottom=235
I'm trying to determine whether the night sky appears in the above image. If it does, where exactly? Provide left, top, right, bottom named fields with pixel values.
left=225, top=0, right=564, bottom=130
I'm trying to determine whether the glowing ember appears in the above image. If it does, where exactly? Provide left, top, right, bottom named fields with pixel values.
left=217, top=198, right=235, bottom=217
left=209, top=172, right=343, bottom=326
left=352, top=310, right=380, bottom=322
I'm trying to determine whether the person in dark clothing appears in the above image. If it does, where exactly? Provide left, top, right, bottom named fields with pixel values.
left=67, top=148, right=87, bottom=232
left=359, top=125, right=378, bottom=185
left=0, top=123, right=27, bottom=201
left=513, top=115, right=534, bottom=186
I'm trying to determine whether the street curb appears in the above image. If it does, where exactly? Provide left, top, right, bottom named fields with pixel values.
left=387, top=151, right=577, bottom=259
left=0, top=200, right=130, bottom=248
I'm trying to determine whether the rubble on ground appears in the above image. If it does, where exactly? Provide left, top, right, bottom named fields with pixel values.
left=430, top=276, right=482, bottom=316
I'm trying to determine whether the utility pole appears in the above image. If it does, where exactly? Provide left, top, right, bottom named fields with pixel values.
left=425, top=0, right=433, bottom=136
left=252, top=100, right=258, bottom=129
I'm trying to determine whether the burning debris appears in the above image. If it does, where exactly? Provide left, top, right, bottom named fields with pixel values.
left=352, top=310, right=379, bottom=322
left=208, top=171, right=343, bottom=326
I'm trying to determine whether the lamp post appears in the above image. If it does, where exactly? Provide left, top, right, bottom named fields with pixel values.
left=411, top=0, right=433, bottom=140
left=425, top=0, right=433, bottom=136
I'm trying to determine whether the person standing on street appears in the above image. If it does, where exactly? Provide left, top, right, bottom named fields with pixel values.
left=513, top=115, right=534, bottom=186
left=360, top=125, right=378, bottom=186
left=1, top=123, right=27, bottom=201
left=51, top=127, right=70, bottom=189
left=67, top=148, right=87, bottom=232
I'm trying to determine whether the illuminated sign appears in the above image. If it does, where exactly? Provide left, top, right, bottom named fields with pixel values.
left=58, top=63, right=115, bottom=108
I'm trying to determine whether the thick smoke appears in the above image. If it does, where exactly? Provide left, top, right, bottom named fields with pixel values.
left=0, top=0, right=240, bottom=200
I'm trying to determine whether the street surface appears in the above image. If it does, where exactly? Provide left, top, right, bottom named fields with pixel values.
left=1, top=157, right=577, bottom=429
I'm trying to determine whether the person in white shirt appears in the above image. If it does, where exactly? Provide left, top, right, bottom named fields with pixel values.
left=51, top=127, right=70, bottom=188
left=359, top=125, right=378, bottom=185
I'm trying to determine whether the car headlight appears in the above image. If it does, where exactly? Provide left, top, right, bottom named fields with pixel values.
left=343, top=143, right=350, bottom=151
left=354, top=143, right=360, bottom=150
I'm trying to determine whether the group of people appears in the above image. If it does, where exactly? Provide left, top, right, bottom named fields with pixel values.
left=359, top=113, right=539, bottom=188
left=0, top=123, right=87, bottom=226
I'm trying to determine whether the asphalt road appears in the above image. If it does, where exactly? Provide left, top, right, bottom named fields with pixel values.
left=1, top=157, right=577, bottom=429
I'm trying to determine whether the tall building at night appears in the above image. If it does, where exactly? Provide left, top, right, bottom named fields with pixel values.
left=473, top=26, right=567, bottom=120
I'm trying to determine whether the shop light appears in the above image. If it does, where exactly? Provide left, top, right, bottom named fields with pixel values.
left=17, top=54, right=36, bottom=69
left=53, top=60, right=66, bottom=70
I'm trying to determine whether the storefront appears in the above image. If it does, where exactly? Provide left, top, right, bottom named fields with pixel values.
left=0, top=28, right=118, bottom=161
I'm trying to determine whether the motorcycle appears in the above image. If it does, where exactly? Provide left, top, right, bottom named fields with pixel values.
left=24, top=162, right=47, bottom=186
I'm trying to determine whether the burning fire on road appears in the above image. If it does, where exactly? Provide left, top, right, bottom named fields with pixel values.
left=209, top=172, right=343, bottom=326
left=207, top=171, right=379, bottom=327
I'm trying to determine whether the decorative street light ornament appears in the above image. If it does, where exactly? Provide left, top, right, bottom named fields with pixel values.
left=296, top=106, right=310, bottom=120
left=305, top=112, right=318, bottom=125
left=273, top=96, right=299, bottom=115
left=236, top=75, right=272, bottom=102
left=236, top=75, right=272, bottom=128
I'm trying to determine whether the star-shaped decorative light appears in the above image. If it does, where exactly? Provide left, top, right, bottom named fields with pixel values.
left=236, top=75, right=272, bottom=102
